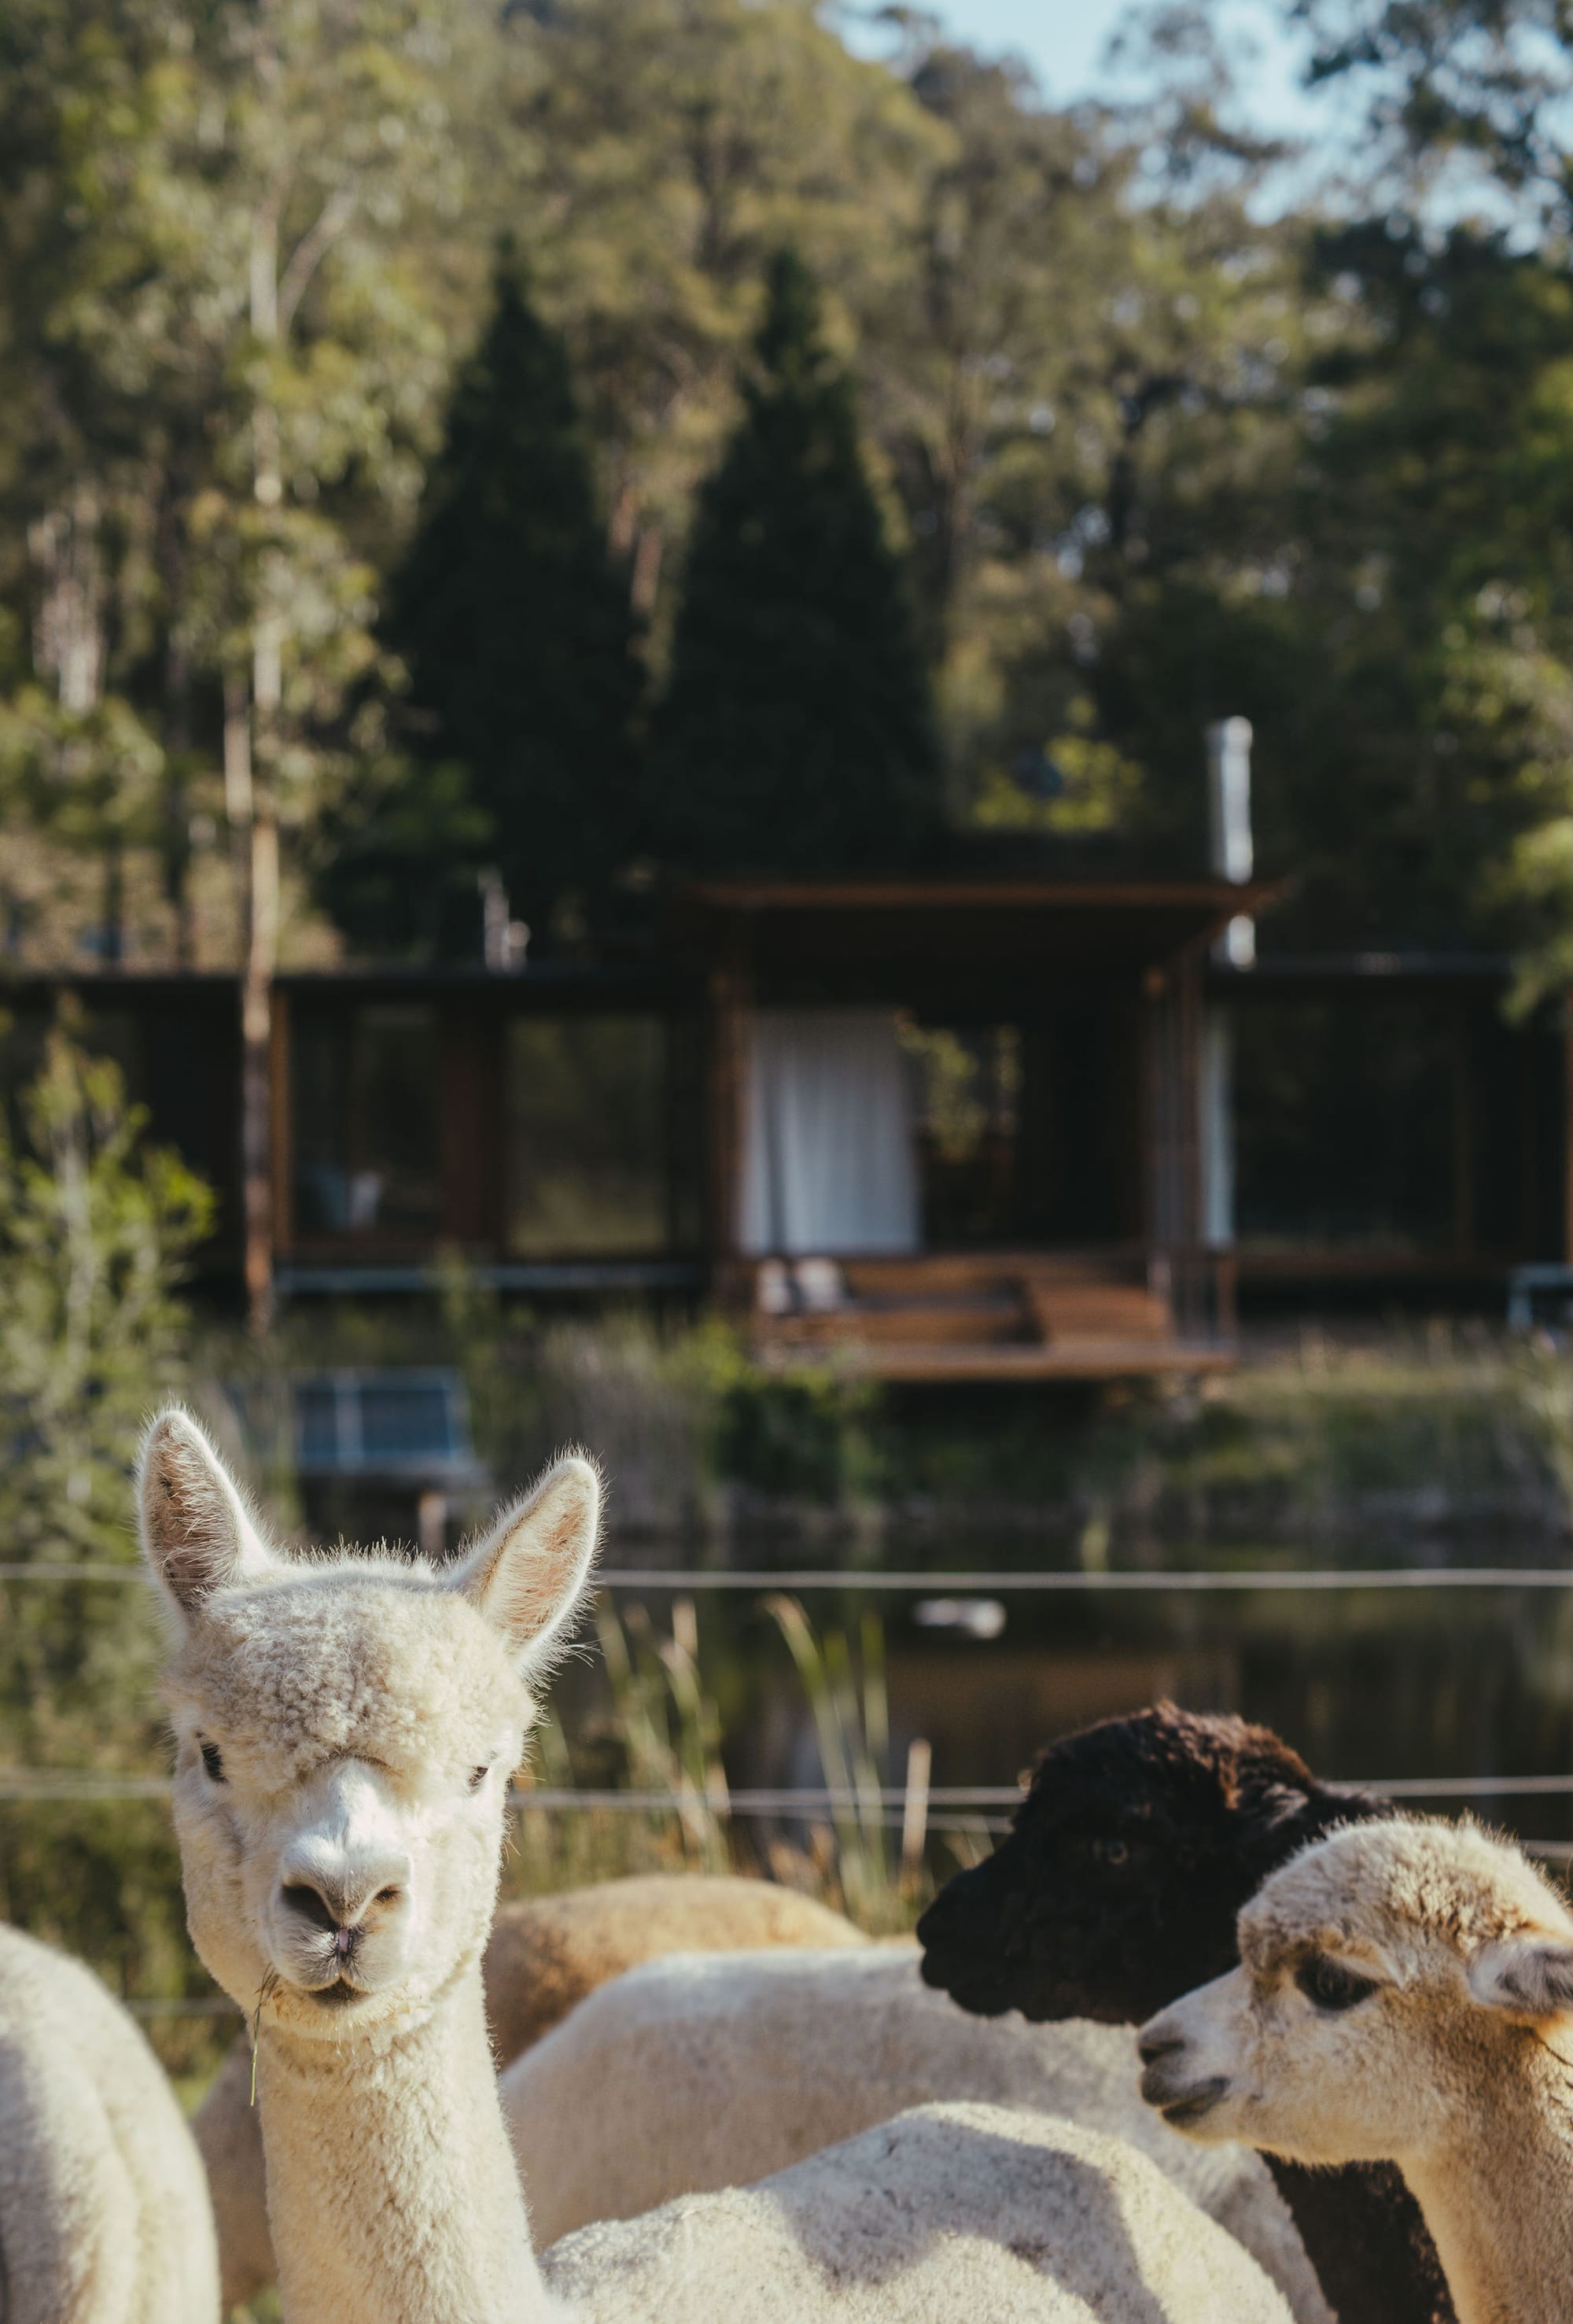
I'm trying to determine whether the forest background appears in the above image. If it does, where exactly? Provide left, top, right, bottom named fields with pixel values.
left=10, top=0, right=1573, bottom=990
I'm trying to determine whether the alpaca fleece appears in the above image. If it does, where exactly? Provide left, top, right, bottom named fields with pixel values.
left=0, top=1920, right=219, bottom=2324
left=919, top=1700, right=1453, bottom=2324
left=504, top=1944, right=1332, bottom=2323
left=196, top=1874, right=868, bottom=2311
left=1138, top=1817, right=1573, bottom=2324
left=541, top=2101, right=1299, bottom=2323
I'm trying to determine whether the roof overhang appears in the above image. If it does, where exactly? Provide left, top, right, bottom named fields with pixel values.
left=672, top=876, right=1284, bottom=982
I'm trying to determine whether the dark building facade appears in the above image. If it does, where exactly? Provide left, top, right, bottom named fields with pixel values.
left=4, top=878, right=1564, bottom=1374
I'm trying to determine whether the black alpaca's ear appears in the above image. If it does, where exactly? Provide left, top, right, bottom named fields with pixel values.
left=1235, top=1783, right=1338, bottom=1876
left=139, top=1407, right=278, bottom=1625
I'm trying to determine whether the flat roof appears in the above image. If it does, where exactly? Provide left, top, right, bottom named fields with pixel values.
left=682, top=876, right=1283, bottom=914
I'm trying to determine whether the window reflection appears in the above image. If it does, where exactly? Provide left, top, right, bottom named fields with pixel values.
left=507, top=1016, right=668, bottom=1256
left=292, top=1004, right=441, bottom=1239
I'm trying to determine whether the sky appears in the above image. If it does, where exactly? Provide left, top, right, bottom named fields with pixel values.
left=851, top=0, right=1342, bottom=147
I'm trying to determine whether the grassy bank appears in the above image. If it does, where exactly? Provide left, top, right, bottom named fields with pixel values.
left=210, top=1300, right=1573, bottom=1555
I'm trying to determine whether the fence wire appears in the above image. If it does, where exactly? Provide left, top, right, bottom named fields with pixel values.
left=10, top=1555, right=1573, bottom=2022
left=11, top=1563, right=1573, bottom=1590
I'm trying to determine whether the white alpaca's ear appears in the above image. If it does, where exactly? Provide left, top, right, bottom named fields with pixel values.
left=1469, top=1934, right=1573, bottom=2021
left=138, top=1407, right=277, bottom=1624
left=449, top=1452, right=601, bottom=1680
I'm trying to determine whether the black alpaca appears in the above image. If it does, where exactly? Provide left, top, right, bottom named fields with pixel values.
left=918, top=1702, right=1453, bottom=2324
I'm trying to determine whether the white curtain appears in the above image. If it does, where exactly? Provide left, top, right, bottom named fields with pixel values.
left=739, top=1009, right=921, bottom=1256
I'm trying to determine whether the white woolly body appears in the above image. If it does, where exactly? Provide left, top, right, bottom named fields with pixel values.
left=541, top=2100, right=1298, bottom=2323
left=0, top=1920, right=219, bottom=2324
left=507, top=1945, right=1332, bottom=2324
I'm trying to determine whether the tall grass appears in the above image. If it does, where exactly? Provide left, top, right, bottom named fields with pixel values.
left=763, top=1594, right=912, bottom=1931
left=502, top=1588, right=930, bottom=1933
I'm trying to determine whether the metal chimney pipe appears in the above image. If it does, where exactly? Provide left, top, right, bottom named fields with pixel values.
left=1206, top=717, right=1254, bottom=968
left=1202, top=718, right=1254, bottom=1258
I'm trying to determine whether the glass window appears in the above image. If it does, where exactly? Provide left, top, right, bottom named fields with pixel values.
left=1233, top=998, right=1455, bottom=1249
left=292, top=1004, right=441, bottom=1239
left=507, top=1016, right=668, bottom=1256
left=897, top=1018, right=1022, bottom=1245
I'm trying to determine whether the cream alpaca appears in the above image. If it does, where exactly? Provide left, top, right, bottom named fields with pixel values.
left=142, top=1409, right=1294, bottom=2324
left=545, top=2098, right=1302, bottom=2322
left=504, top=1945, right=1332, bottom=2321
left=141, top=1407, right=591, bottom=2324
left=0, top=1920, right=220, bottom=2324
left=1136, top=1817, right=1573, bottom=2324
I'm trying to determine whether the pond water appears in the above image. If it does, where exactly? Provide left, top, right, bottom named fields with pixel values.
left=593, top=1529, right=1573, bottom=1859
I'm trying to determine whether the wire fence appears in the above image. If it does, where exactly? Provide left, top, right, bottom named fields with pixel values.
left=11, top=1556, right=1573, bottom=2013
left=14, top=1562, right=1573, bottom=1590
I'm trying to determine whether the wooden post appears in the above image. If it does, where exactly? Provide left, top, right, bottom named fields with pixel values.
left=901, top=1738, right=932, bottom=1889
left=705, top=917, right=753, bottom=1296
left=1450, top=1002, right=1475, bottom=1259
left=1563, top=990, right=1573, bottom=1263
left=440, top=1000, right=503, bottom=1252
left=268, top=985, right=292, bottom=1263
left=240, top=810, right=278, bottom=1334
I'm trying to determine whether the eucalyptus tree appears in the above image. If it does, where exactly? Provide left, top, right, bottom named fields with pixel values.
left=0, top=0, right=483, bottom=1324
left=1279, top=0, right=1573, bottom=975
left=493, top=0, right=946, bottom=636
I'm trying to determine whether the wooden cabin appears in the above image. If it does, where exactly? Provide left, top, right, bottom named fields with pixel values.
left=3, top=880, right=1567, bottom=1377
left=669, top=876, right=1273, bottom=1377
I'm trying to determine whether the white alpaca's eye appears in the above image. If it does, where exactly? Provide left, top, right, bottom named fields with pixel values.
left=199, top=1740, right=226, bottom=1784
left=467, top=1763, right=492, bottom=1793
left=1295, top=1953, right=1378, bottom=2012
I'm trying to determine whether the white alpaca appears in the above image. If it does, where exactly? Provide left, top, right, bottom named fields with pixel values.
left=0, top=1920, right=219, bottom=2324
left=1136, top=1815, right=1573, bottom=2324
left=505, top=1946, right=1332, bottom=2322
left=195, top=1874, right=869, bottom=2312
left=545, top=2098, right=1301, bottom=2322
left=139, top=1408, right=1295, bottom=2324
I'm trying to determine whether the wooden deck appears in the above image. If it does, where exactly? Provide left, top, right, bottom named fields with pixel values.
left=746, top=1252, right=1234, bottom=1382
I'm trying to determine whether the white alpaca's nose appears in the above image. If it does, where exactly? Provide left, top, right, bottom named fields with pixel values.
left=278, top=1850, right=411, bottom=1939
left=271, top=1761, right=416, bottom=1982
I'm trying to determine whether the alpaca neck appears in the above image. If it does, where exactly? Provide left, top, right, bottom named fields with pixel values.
left=1404, top=2045, right=1573, bottom=2324
left=257, top=1968, right=561, bottom=2324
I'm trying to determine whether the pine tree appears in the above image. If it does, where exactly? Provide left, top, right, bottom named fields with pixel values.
left=651, top=250, right=942, bottom=874
left=383, top=242, right=641, bottom=943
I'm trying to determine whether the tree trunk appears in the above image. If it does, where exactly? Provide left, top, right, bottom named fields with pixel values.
left=102, top=836, right=123, bottom=968
left=241, top=810, right=278, bottom=1334
left=238, top=134, right=285, bottom=1336
left=241, top=612, right=282, bottom=1337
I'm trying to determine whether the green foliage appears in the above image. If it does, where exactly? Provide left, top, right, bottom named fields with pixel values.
left=309, top=753, right=495, bottom=965
left=688, top=1320, right=883, bottom=1504
left=0, top=1028, right=217, bottom=2045
left=15, top=0, right=1573, bottom=990
left=381, top=245, right=643, bottom=941
left=0, top=0, right=487, bottom=962
left=650, top=249, right=942, bottom=872
left=0, top=1029, right=212, bottom=1673
left=495, top=0, right=946, bottom=605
